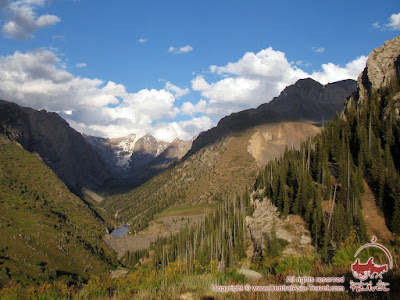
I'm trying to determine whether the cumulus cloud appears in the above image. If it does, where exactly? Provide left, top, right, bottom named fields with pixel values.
left=152, top=116, right=214, bottom=141
left=0, top=49, right=207, bottom=141
left=138, top=38, right=147, bottom=44
left=1, top=0, right=60, bottom=39
left=192, top=48, right=308, bottom=109
left=310, top=56, right=368, bottom=84
left=387, top=12, right=400, bottom=30
left=186, top=47, right=367, bottom=120
left=169, top=45, right=193, bottom=54
left=164, top=81, right=190, bottom=99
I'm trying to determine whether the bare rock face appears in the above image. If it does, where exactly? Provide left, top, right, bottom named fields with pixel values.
left=358, top=36, right=400, bottom=102
left=248, top=122, right=321, bottom=166
left=246, top=193, right=314, bottom=257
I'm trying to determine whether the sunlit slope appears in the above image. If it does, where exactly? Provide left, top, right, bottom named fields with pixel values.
left=0, top=134, right=117, bottom=287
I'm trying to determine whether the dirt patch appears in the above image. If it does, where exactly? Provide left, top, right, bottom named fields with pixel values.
left=82, top=187, right=104, bottom=203
left=104, top=214, right=204, bottom=258
left=361, top=180, right=393, bottom=243
left=110, top=269, right=128, bottom=278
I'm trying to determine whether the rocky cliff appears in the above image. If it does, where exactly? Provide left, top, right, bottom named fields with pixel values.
left=358, top=36, right=400, bottom=101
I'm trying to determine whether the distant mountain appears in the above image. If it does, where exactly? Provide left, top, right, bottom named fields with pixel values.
left=0, top=100, right=118, bottom=196
left=84, top=133, right=193, bottom=188
left=84, top=133, right=146, bottom=171
left=129, top=134, right=170, bottom=170
left=187, top=78, right=357, bottom=156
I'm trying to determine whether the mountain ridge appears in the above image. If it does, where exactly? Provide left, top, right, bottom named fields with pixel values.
left=186, top=78, right=357, bottom=157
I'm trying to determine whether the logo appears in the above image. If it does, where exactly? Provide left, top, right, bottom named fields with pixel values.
left=350, top=236, right=392, bottom=292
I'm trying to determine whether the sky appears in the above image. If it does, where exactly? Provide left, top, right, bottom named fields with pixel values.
left=0, top=0, right=399, bottom=141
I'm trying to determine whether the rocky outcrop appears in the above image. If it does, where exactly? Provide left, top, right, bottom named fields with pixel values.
left=0, top=100, right=117, bottom=195
left=246, top=192, right=314, bottom=257
left=357, top=36, right=400, bottom=104
left=187, top=78, right=356, bottom=157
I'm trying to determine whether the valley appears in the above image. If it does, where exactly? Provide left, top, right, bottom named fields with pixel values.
left=0, top=37, right=399, bottom=299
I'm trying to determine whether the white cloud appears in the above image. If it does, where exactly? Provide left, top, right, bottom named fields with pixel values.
left=76, top=62, right=86, bottom=68
left=0, top=49, right=206, bottom=142
left=164, top=81, right=190, bottom=99
left=138, top=38, right=147, bottom=44
left=312, top=47, right=325, bottom=53
left=191, top=48, right=308, bottom=110
left=1, top=0, right=60, bottom=39
left=181, top=99, right=208, bottom=116
left=191, top=75, right=210, bottom=91
left=152, top=116, right=214, bottom=141
left=169, top=45, right=193, bottom=54
left=293, top=60, right=311, bottom=67
left=386, top=12, right=400, bottom=30
left=310, top=56, right=368, bottom=84
left=185, top=47, right=366, bottom=120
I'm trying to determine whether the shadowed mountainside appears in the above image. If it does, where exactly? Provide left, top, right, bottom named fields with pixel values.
left=0, top=100, right=118, bottom=196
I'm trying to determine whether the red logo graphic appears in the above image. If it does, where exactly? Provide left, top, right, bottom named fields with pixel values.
left=351, top=257, right=388, bottom=281
left=350, top=236, right=393, bottom=292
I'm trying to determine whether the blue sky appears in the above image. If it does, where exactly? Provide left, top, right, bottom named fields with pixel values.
left=0, top=0, right=399, bottom=141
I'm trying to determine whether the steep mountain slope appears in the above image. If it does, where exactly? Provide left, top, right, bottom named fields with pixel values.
left=0, top=101, right=118, bottom=195
left=188, top=78, right=356, bottom=156
left=102, top=122, right=320, bottom=232
left=0, top=134, right=117, bottom=287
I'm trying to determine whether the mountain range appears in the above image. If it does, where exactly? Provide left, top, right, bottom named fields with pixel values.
left=1, top=37, right=399, bottom=297
left=0, top=77, right=356, bottom=198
